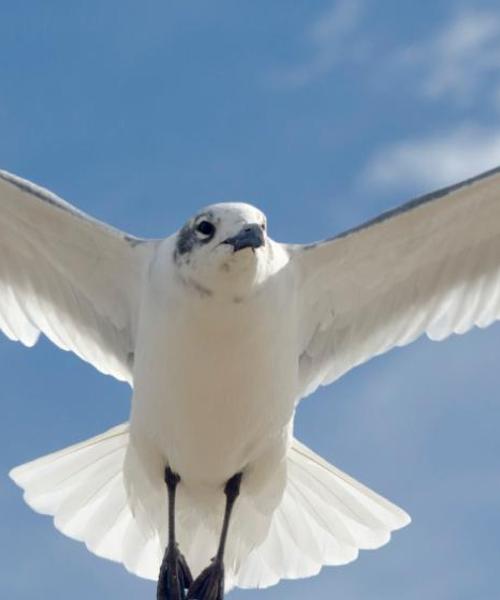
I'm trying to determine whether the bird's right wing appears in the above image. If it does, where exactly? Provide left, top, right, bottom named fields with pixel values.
left=0, top=170, right=157, bottom=384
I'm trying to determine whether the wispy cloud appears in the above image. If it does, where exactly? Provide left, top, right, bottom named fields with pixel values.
left=272, top=5, right=500, bottom=102
left=399, top=8, right=500, bottom=105
left=270, top=0, right=365, bottom=88
left=363, top=124, right=500, bottom=191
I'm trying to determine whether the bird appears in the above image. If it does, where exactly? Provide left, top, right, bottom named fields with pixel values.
left=2, top=165, right=500, bottom=599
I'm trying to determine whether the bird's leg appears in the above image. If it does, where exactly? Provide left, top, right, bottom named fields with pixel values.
left=157, top=466, right=193, bottom=600
left=187, top=472, right=243, bottom=600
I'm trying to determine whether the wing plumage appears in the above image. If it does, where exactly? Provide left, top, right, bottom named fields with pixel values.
left=291, top=166, right=500, bottom=397
left=0, top=170, right=154, bottom=383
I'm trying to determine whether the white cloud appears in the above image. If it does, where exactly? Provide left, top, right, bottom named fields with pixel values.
left=270, top=0, right=365, bottom=88
left=363, top=124, right=500, bottom=190
left=400, top=8, right=500, bottom=104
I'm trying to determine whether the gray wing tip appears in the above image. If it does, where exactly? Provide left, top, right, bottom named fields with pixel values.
left=0, top=168, right=84, bottom=213
left=301, top=164, right=500, bottom=250
left=1, top=169, right=150, bottom=246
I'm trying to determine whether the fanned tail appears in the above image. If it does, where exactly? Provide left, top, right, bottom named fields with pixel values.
left=10, top=427, right=411, bottom=592
left=233, top=438, right=411, bottom=590
left=9, top=423, right=162, bottom=580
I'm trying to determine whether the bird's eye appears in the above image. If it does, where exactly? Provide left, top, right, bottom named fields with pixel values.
left=195, top=220, right=215, bottom=238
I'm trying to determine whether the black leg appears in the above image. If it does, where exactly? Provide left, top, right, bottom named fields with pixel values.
left=157, top=466, right=193, bottom=600
left=187, top=473, right=242, bottom=600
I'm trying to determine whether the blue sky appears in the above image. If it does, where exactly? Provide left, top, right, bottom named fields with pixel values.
left=1, top=1, right=500, bottom=598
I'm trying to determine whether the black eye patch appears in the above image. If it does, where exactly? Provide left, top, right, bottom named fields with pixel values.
left=174, top=213, right=217, bottom=262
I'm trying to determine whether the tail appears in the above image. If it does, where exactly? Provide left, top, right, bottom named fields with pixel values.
left=9, top=423, right=163, bottom=580
left=10, top=426, right=410, bottom=591
left=233, top=439, right=411, bottom=589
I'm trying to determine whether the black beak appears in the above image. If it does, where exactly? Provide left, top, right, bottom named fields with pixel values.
left=223, top=224, right=265, bottom=252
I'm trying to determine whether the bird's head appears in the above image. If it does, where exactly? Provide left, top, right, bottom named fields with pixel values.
left=173, top=202, right=271, bottom=297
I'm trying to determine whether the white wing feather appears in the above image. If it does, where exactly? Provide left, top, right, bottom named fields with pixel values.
left=291, top=166, right=500, bottom=397
left=0, top=170, right=154, bottom=383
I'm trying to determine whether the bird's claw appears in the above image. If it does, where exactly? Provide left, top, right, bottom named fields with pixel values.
left=157, top=544, right=193, bottom=600
left=187, top=559, right=224, bottom=600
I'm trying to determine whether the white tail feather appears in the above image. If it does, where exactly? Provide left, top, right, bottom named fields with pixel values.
left=235, top=439, right=410, bottom=589
left=10, top=425, right=410, bottom=591
left=10, top=423, right=162, bottom=580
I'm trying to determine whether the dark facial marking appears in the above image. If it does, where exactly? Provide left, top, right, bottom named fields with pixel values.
left=174, top=211, right=216, bottom=263
left=175, top=222, right=197, bottom=257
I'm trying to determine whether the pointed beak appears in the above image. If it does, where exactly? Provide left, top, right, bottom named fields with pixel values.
left=222, top=224, right=265, bottom=252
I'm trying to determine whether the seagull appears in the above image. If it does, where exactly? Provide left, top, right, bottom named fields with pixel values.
left=2, top=166, right=500, bottom=599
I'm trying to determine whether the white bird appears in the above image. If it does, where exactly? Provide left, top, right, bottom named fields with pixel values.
left=2, top=166, right=500, bottom=598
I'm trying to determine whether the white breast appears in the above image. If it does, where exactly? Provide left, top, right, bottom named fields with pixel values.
left=130, top=242, right=299, bottom=489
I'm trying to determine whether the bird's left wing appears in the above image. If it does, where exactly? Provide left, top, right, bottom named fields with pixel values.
left=290, top=166, right=500, bottom=399
left=0, top=170, right=156, bottom=385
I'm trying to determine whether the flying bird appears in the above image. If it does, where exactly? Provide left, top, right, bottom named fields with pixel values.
left=2, top=166, right=500, bottom=599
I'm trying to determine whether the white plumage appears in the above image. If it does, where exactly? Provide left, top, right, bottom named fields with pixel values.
left=10, top=423, right=409, bottom=589
left=0, top=170, right=152, bottom=383
left=295, top=169, right=500, bottom=396
left=2, top=166, right=500, bottom=594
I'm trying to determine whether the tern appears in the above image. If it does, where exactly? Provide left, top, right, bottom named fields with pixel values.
left=2, top=166, right=500, bottom=599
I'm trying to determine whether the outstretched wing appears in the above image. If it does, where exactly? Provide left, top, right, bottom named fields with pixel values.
left=291, top=166, right=500, bottom=398
left=0, top=170, right=155, bottom=384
